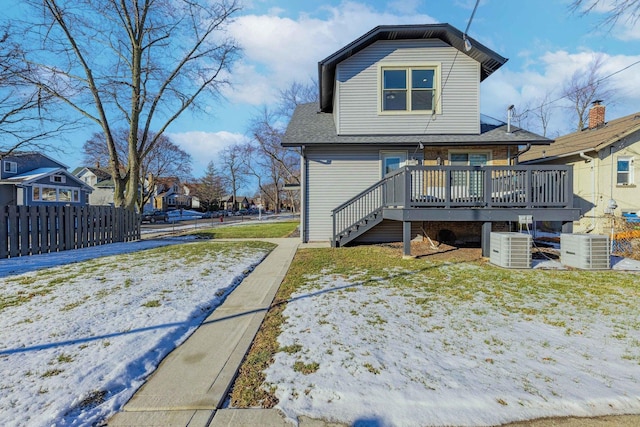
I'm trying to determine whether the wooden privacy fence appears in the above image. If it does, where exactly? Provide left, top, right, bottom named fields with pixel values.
left=0, top=205, right=140, bottom=259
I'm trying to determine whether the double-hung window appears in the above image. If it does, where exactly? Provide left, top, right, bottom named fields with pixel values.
left=381, top=66, right=438, bottom=113
left=617, top=156, right=634, bottom=186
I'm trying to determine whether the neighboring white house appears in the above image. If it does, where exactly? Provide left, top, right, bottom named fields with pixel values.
left=521, top=102, right=640, bottom=234
left=282, top=24, right=580, bottom=256
left=73, top=166, right=115, bottom=206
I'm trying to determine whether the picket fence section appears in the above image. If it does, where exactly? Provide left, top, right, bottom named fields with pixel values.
left=0, top=205, right=140, bottom=259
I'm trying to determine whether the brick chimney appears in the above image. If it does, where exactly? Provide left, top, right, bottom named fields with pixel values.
left=588, top=100, right=605, bottom=129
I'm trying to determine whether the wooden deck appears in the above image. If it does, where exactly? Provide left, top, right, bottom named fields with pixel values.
left=332, top=165, right=581, bottom=255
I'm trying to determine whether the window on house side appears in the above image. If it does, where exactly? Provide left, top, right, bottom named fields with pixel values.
left=382, top=67, right=436, bottom=112
left=3, top=161, right=17, bottom=173
left=617, top=157, right=634, bottom=185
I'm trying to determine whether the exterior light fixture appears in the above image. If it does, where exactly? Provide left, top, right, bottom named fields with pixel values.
left=463, top=35, right=472, bottom=52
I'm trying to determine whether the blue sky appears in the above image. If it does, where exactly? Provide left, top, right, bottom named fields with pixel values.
left=6, top=0, right=640, bottom=178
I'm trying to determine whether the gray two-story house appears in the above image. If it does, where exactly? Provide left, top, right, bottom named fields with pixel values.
left=0, top=152, right=92, bottom=206
left=283, top=24, right=581, bottom=256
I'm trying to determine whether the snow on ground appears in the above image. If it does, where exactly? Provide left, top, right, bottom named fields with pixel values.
left=0, top=238, right=273, bottom=426
left=266, top=264, right=640, bottom=426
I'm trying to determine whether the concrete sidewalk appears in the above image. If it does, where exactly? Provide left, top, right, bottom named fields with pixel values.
left=108, top=237, right=639, bottom=427
left=108, top=238, right=300, bottom=427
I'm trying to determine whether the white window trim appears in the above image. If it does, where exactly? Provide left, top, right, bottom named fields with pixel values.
left=3, top=160, right=17, bottom=173
left=50, top=174, right=66, bottom=184
left=617, top=156, right=634, bottom=186
left=377, top=62, right=441, bottom=115
left=32, top=184, right=80, bottom=203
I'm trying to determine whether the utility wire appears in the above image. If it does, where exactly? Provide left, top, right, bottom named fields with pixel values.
left=517, top=58, right=640, bottom=117
left=421, top=0, right=480, bottom=135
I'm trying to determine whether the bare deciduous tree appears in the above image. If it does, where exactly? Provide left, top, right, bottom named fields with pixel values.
left=241, top=80, right=317, bottom=213
left=517, top=91, right=559, bottom=137
left=277, top=79, right=318, bottom=118
left=14, top=0, right=240, bottom=210
left=245, top=108, right=299, bottom=213
left=570, top=0, right=640, bottom=28
left=220, top=143, right=247, bottom=211
left=0, top=25, right=74, bottom=155
left=562, top=55, right=616, bottom=130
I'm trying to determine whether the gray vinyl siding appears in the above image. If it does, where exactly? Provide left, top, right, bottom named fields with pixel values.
left=335, top=39, right=480, bottom=135
left=306, top=147, right=379, bottom=242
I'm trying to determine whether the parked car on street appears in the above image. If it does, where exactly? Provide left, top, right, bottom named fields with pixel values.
left=141, top=210, right=169, bottom=223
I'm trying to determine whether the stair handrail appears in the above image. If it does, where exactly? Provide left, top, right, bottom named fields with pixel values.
left=331, top=170, right=403, bottom=245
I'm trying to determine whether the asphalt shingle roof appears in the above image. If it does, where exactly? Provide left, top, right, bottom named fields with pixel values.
left=282, top=103, right=552, bottom=147
left=520, top=111, right=640, bottom=163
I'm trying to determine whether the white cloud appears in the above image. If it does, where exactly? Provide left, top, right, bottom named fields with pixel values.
left=482, top=49, right=640, bottom=136
left=167, top=130, right=249, bottom=176
left=226, top=1, right=437, bottom=106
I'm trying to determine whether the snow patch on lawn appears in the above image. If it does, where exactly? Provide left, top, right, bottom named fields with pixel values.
left=266, top=270, right=640, bottom=426
left=0, top=240, right=271, bottom=426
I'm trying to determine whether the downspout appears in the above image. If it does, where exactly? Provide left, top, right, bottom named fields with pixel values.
left=579, top=151, right=596, bottom=232
left=300, top=145, right=307, bottom=243
left=511, top=144, right=531, bottom=165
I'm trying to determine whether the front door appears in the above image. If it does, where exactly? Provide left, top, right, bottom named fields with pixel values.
left=381, top=151, right=408, bottom=177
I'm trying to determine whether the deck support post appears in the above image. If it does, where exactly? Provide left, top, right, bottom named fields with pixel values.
left=561, top=221, right=573, bottom=234
left=403, top=221, right=412, bottom=258
left=481, top=222, right=492, bottom=257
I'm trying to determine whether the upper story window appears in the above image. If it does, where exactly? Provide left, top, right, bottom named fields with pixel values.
left=617, top=156, right=634, bottom=185
left=380, top=65, right=438, bottom=113
left=3, top=160, right=17, bottom=174
left=51, top=174, right=66, bottom=184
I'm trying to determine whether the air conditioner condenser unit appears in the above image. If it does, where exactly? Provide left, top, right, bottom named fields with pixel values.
left=489, top=232, right=532, bottom=269
left=560, top=234, right=610, bottom=270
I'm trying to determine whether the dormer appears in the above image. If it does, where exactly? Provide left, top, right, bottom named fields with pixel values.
left=318, top=24, right=507, bottom=136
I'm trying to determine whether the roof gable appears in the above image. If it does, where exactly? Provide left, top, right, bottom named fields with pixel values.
left=1, top=151, right=68, bottom=169
left=520, top=112, right=640, bottom=163
left=318, top=23, right=508, bottom=112
left=2, top=167, right=93, bottom=191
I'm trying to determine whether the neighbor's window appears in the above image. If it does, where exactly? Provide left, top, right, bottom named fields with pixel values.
left=381, top=67, right=436, bottom=112
left=32, top=185, right=80, bottom=203
left=3, top=160, right=17, bottom=173
left=617, top=156, right=634, bottom=185
left=41, top=187, right=58, bottom=201
left=58, top=188, right=72, bottom=202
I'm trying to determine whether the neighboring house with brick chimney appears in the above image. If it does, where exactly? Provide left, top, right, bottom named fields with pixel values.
left=521, top=101, right=640, bottom=233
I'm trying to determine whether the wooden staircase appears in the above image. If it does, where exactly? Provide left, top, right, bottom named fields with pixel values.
left=333, top=208, right=383, bottom=247
left=332, top=176, right=394, bottom=247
